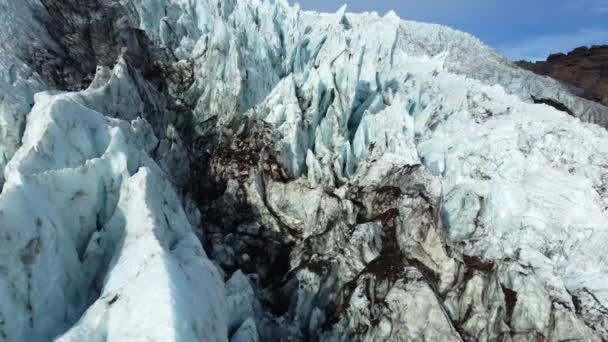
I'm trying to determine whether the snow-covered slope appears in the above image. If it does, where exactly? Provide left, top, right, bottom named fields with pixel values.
left=0, top=0, right=608, bottom=341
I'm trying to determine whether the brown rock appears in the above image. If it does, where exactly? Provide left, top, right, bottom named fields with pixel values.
left=517, top=45, right=608, bottom=107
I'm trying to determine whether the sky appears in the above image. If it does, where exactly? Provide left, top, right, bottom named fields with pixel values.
left=287, top=0, right=608, bottom=61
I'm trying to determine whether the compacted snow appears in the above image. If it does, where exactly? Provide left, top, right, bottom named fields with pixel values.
left=0, top=0, right=608, bottom=341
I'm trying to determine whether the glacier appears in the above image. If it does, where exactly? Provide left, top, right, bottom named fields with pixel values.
left=0, top=0, right=608, bottom=341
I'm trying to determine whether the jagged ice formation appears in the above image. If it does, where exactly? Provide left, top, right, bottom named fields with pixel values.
left=1, top=0, right=608, bottom=341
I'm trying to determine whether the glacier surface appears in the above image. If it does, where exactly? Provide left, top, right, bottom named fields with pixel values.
left=0, top=0, right=607, bottom=341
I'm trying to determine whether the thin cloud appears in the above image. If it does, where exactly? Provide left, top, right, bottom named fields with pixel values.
left=498, top=28, right=608, bottom=61
left=561, top=0, right=608, bottom=15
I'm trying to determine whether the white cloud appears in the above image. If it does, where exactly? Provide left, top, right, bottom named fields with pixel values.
left=498, top=28, right=608, bottom=61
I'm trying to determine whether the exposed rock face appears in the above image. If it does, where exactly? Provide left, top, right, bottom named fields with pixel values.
left=517, top=45, right=608, bottom=107
left=1, top=0, right=608, bottom=341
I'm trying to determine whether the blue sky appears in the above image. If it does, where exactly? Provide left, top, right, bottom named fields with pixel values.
left=287, top=0, right=608, bottom=61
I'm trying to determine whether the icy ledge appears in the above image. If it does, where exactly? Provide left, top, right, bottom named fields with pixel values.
left=0, top=59, right=254, bottom=341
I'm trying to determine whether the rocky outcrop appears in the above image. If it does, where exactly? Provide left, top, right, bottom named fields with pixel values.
left=517, top=45, right=608, bottom=107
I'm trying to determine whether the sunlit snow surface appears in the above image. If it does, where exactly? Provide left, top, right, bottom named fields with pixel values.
left=0, top=60, right=233, bottom=341
left=0, top=0, right=607, bottom=341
